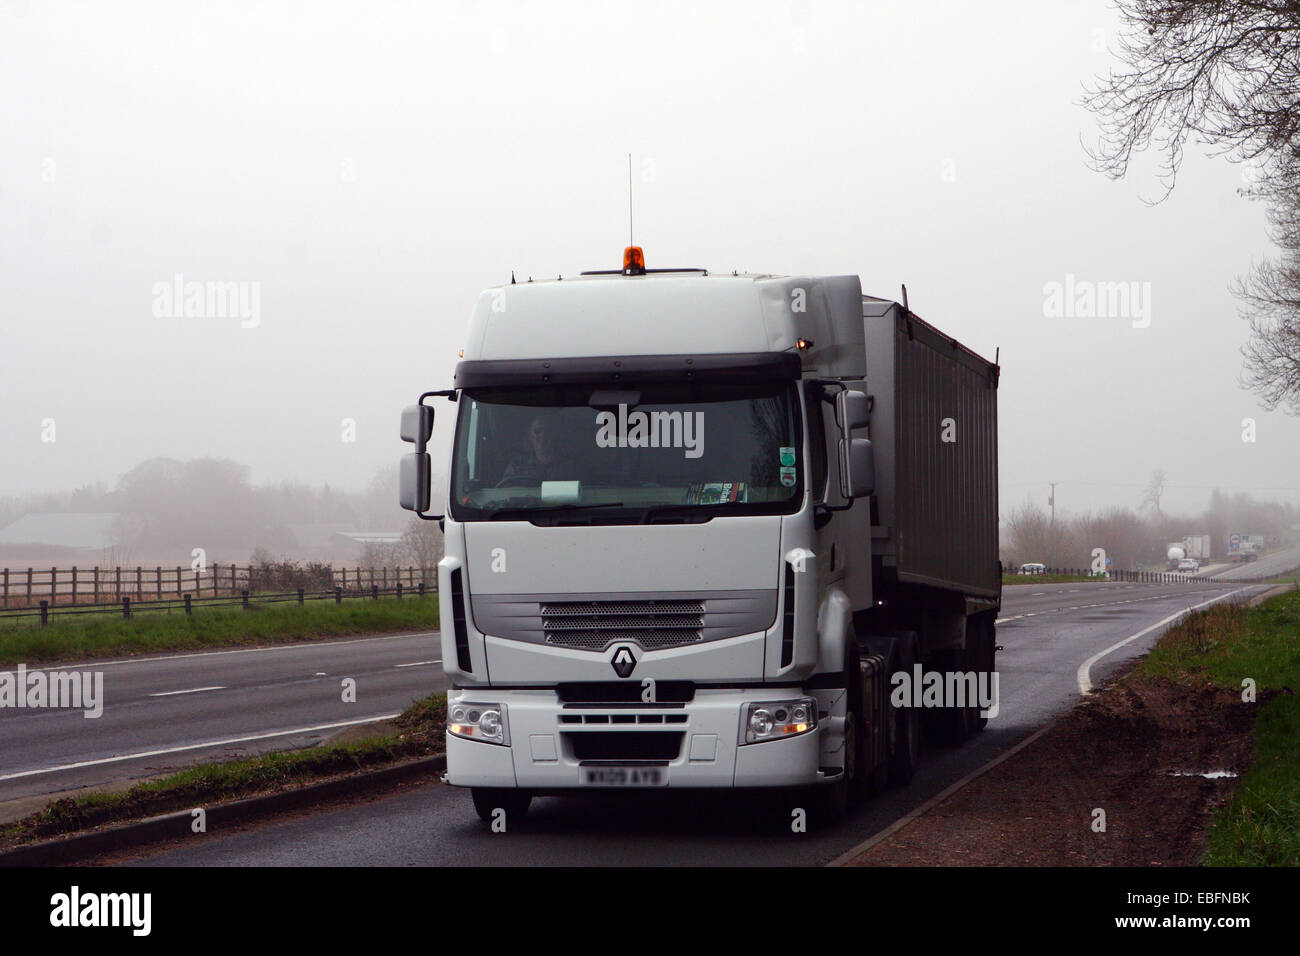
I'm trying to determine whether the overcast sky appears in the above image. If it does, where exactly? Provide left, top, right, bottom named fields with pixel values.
left=2, top=0, right=1297, bottom=521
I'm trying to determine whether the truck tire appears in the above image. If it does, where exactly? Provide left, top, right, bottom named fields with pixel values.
left=888, top=636, right=921, bottom=785
left=925, top=646, right=973, bottom=746
left=843, top=636, right=876, bottom=804
left=971, top=615, right=996, bottom=732
left=470, top=787, right=530, bottom=823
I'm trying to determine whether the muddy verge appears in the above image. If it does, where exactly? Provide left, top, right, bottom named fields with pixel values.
left=846, top=674, right=1258, bottom=866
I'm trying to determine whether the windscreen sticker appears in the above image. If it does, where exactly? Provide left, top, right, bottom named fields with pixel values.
left=779, top=446, right=796, bottom=467
left=687, top=481, right=747, bottom=504
left=779, top=466, right=797, bottom=488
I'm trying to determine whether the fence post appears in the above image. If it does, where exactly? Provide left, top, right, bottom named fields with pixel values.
left=418, top=582, right=425, bottom=598
left=298, top=587, right=304, bottom=606
left=93, top=566, right=100, bottom=604
left=2, top=567, right=7, bottom=608
left=72, top=566, right=78, bottom=605
left=26, top=568, right=32, bottom=605
left=155, top=566, right=162, bottom=599
left=335, top=586, right=342, bottom=605
left=123, top=597, right=131, bottom=619
left=396, top=582, right=403, bottom=600
left=242, top=588, right=249, bottom=610
left=40, top=599, right=48, bottom=627
left=136, top=566, right=142, bottom=600
left=176, top=566, right=182, bottom=600
left=50, top=567, right=57, bottom=604
left=372, top=584, right=379, bottom=600
left=185, top=594, right=192, bottom=616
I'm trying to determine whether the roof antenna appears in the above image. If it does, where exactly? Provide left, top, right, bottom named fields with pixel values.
left=900, top=283, right=910, bottom=314
left=511, top=270, right=516, bottom=285
left=627, top=152, right=634, bottom=247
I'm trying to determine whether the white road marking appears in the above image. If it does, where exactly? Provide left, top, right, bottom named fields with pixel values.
left=21, top=631, right=440, bottom=671
left=394, top=660, right=441, bottom=668
left=1076, top=587, right=1254, bottom=695
left=0, top=713, right=402, bottom=782
left=148, top=685, right=225, bottom=697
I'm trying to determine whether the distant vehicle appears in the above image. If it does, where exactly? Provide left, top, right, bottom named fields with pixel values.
left=1226, top=532, right=1261, bottom=563
left=1182, top=534, right=1211, bottom=562
left=1177, top=558, right=1199, bottom=573
left=1166, top=544, right=1185, bottom=570
left=1019, top=563, right=1046, bottom=575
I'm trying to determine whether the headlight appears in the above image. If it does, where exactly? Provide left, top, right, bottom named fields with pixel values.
left=448, top=701, right=508, bottom=745
left=740, top=697, right=817, bottom=744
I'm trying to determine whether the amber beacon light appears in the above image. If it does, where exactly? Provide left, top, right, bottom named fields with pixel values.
left=622, top=245, right=646, bottom=276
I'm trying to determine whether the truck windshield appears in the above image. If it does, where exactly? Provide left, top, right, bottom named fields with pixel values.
left=449, top=381, right=802, bottom=523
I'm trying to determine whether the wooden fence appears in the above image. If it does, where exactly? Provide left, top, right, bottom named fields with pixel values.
left=0, top=565, right=435, bottom=609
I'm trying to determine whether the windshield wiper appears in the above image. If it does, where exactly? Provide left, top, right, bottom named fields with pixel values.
left=489, top=502, right=626, bottom=521
left=639, top=504, right=715, bottom=525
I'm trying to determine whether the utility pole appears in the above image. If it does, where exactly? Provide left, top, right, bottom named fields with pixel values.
left=1049, top=482, right=1057, bottom=526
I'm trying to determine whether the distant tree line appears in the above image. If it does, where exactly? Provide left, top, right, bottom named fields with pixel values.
left=1002, top=488, right=1298, bottom=570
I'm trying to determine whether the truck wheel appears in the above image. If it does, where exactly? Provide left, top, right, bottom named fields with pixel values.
left=971, top=616, right=996, bottom=732
left=844, top=646, right=874, bottom=804
left=470, top=787, right=530, bottom=823
left=888, top=636, right=921, bottom=785
left=925, top=647, right=973, bottom=745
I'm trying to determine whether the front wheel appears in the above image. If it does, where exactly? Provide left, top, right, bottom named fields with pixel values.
left=470, top=787, right=531, bottom=823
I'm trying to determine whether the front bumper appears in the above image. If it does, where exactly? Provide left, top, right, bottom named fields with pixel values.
left=444, top=688, right=824, bottom=790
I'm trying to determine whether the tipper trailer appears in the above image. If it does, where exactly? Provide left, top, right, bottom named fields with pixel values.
left=400, top=248, right=1001, bottom=824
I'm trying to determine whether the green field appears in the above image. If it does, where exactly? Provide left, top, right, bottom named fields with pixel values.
left=0, top=594, right=439, bottom=667
left=1136, top=589, right=1300, bottom=866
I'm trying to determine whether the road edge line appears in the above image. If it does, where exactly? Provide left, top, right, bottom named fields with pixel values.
left=1075, top=586, right=1253, bottom=695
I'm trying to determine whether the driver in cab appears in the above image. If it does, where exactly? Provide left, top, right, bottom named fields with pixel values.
left=501, top=416, right=556, bottom=483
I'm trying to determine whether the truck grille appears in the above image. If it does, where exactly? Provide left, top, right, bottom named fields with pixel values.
left=542, top=600, right=704, bottom=651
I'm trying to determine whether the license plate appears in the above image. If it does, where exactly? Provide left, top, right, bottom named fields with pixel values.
left=581, top=766, right=667, bottom=787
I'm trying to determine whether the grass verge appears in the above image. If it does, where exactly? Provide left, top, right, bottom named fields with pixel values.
left=1134, top=589, right=1300, bottom=865
left=0, top=693, right=446, bottom=851
left=0, top=594, right=439, bottom=666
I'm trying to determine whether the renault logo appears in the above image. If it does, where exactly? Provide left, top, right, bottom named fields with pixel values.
left=610, top=645, right=637, bottom=678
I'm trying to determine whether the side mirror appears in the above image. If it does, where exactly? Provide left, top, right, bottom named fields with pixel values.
left=835, top=389, right=871, bottom=434
left=401, top=404, right=434, bottom=448
left=399, top=452, right=431, bottom=513
left=838, top=437, right=875, bottom=499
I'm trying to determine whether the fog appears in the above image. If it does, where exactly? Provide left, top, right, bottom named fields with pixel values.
left=3, top=0, right=1299, bottom=537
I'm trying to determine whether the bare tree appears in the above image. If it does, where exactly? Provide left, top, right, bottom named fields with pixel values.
left=1084, top=1, right=1300, bottom=201
left=1235, top=187, right=1300, bottom=413
left=1140, top=468, right=1168, bottom=517
left=1084, top=1, right=1300, bottom=412
left=401, top=517, right=444, bottom=572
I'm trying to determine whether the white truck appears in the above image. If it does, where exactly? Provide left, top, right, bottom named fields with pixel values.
left=399, top=248, right=1001, bottom=824
left=1182, top=534, right=1211, bottom=564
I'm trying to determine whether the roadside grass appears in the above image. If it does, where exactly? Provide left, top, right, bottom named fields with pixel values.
left=0, top=595, right=439, bottom=666
left=1002, top=574, right=1107, bottom=585
left=0, top=693, right=447, bottom=850
left=1134, top=589, right=1300, bottom=866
